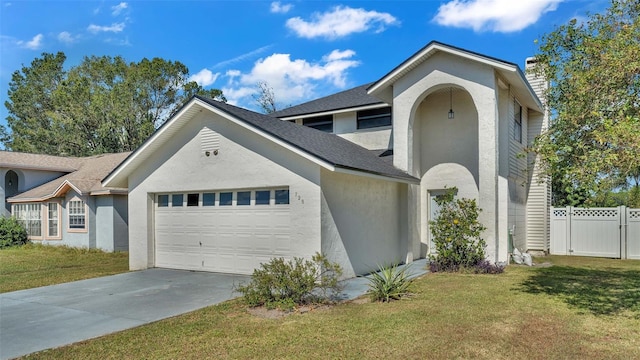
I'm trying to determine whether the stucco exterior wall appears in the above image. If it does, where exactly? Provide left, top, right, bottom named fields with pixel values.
left=126, top=111, right=322, bottom=271
left=333, top=111, right=393, bottom=150
left=95, top=195, right=128, bottom=252
left=320, top=169, right=406, bottom=278
left=112, top=195, right=129, bottom=251
left=391, top=51, right=504, bottom=263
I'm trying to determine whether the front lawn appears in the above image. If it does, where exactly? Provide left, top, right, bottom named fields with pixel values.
left=0, top=243, right=129, bottom=293
left=23, top=255, right=640, bottom=359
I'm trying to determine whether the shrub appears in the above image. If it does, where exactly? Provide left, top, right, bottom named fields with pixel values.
left=235, top=253, right=343, bottom=310
left=367, top=264, right=414, bottom=302
left=0, top=216, right=29, bottom=249
left=429, top=187, right=487, bottom=272
left=472, top=260, right=505, bottom=274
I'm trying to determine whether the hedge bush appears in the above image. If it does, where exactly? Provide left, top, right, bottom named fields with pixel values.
left=236, top=253, right=343, bottom=310
left=429, top=187, right=488, bottom=272
left=0, top=216, right=29, bottom=249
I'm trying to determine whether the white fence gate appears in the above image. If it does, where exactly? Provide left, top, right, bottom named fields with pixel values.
left=551, top=206, right=640, bottom=259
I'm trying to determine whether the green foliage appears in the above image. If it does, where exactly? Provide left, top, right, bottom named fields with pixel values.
left=235, top=253, right=343, bottom=310
left=2, top=52, right=226, bottom=156
left=531, top=0, right=640, bottom=206
left=367, top=264, right=414, bottom=302
left=0, top=217, right=29, bottom=249
left=429, top=187, right=487, bottom=272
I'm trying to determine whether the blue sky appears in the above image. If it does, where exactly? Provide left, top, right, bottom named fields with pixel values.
left=0, top=0, right=608, bottom=131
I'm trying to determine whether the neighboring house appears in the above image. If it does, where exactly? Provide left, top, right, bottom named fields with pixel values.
left=103, top=41, right=550, bottom=278
left=1, top=151, right=130, bottom=251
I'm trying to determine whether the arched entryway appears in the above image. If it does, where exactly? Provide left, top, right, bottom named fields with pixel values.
left=411, top=86, right=480, bottom=255
left=5, top=170, right=19, bottom=212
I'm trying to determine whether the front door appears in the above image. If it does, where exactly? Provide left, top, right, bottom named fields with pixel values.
left=428, top=190, right=447, bottom=254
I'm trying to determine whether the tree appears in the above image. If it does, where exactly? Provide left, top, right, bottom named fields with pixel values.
left=4, top=52, right=67, bottom=154
left=253, top=81, right=278, bottom=114
left=2, top=53, right=225, bottom=156
left=531, top=0, right=640, bottom=206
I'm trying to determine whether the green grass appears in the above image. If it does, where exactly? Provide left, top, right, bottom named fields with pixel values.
left=21, top=255, right=640, bottom=360
left=0, top=243, right=129, bottom=293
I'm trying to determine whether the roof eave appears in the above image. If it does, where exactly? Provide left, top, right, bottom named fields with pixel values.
left=368, top=41, right=518, bottom=98
left=334, top=165, right=419, bottom=185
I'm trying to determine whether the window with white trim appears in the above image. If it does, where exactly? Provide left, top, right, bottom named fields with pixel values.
left=202, top=193, right=215, bottom=206
left=187, top=193, right=199, bottom=207
left=237, top=191, right=251, bottom=206
left=13, top=203, right=42, bottom=237
left=255, top=190, right=270, bottom=205
left=68, top=200, right=86, bottom=230
left=158, top=195, right=169, bottom=207
left=275, top=189, right=290, bottom=205
left=357, top=107, right=392, bottom=129
left=171, top=194, right=184, bottom=207
left=219, top=192, right=233, bottom=206
left=47, top=202, right=60, bottom=237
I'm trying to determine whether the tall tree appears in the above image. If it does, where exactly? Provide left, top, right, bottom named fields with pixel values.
left=4, top=52, right=67, bottom=154
left=531, top=0, right=640, bottom=206
left=2, top=53, right=225, bottom=156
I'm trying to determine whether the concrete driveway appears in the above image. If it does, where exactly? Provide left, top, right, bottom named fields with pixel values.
left=0, top=269, right=250, bottom=360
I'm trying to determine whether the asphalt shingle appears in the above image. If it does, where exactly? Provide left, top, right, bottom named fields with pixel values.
left=9, top=152, right=130, bottom=201
left=269, top=83, right=384, bottom=118
left=196, top=96, right=416, bottom=182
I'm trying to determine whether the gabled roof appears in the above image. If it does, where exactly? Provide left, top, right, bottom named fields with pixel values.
left=368, top=40, right=543, bottom=112
left=9, top=152, right=130, bottom=203
left=103, top=97, right=418, bottom=188
left=269, top=83, right=385, bottom=119
left=0, top=151, right=82, bottom=172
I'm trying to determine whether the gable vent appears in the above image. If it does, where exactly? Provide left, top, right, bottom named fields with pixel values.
left=201, top=127, right=220, bottom=154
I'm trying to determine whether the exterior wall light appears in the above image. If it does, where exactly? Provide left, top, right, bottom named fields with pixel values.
left=448, top=87, right=455, bottom=119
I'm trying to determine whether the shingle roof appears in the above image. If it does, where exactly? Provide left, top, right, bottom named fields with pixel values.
left=196, top=96, right=416, bottom=182
left=0, top=151, right=82, bottom=172
left=269, top=83, right=384, bottom=118
left=9, top=152, right=130, bottom=202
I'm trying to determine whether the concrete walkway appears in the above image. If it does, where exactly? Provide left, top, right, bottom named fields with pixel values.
left=0, top=259, right=428, bottom=359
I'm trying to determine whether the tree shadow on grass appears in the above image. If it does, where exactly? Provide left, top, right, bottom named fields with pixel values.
left=520, top=266, right=640, bottom=317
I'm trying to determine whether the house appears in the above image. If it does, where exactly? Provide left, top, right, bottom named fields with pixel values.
left=1, top=152, right=130, bottom=251
left=103, top=41, right=550, bottom=278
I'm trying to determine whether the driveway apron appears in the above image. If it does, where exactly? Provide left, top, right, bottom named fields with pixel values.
left=0, top=269, right=250, bottom=360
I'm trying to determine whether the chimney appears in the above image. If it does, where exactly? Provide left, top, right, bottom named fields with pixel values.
left=524, top=57, right=547, bottom=105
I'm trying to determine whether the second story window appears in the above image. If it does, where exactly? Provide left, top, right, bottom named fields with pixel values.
left=357, top=107, right=392, bottom=129
left=303, top=115, right=333, bottom=132
left=514, top=100, right=522, bottom=143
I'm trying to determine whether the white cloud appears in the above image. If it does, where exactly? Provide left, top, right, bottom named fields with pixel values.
left=188, top=68, right=220, bottom=87
left=433, top=0, right=563, bottom=33
left=18, top=34, right=43, bottom=50
left=286, top=6, right=399, bottom=40
left=222, top=49, right=360, bottom=107
left=87, top=22, right=126, bottom=33
left=270, top=1, right=292, bottom=14
left=57, top=31, right=76, bottom=44
left=111, top=2, right=128, bottom=16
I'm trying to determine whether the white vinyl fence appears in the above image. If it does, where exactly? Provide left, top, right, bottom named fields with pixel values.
left=551, top=206, right=640, bottom=259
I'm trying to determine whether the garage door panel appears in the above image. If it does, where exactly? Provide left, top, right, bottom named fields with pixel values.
left=155, top=191, right=293, bottom=274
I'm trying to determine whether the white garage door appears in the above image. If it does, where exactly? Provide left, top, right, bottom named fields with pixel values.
left=154, top=188, right=292, bottom=274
